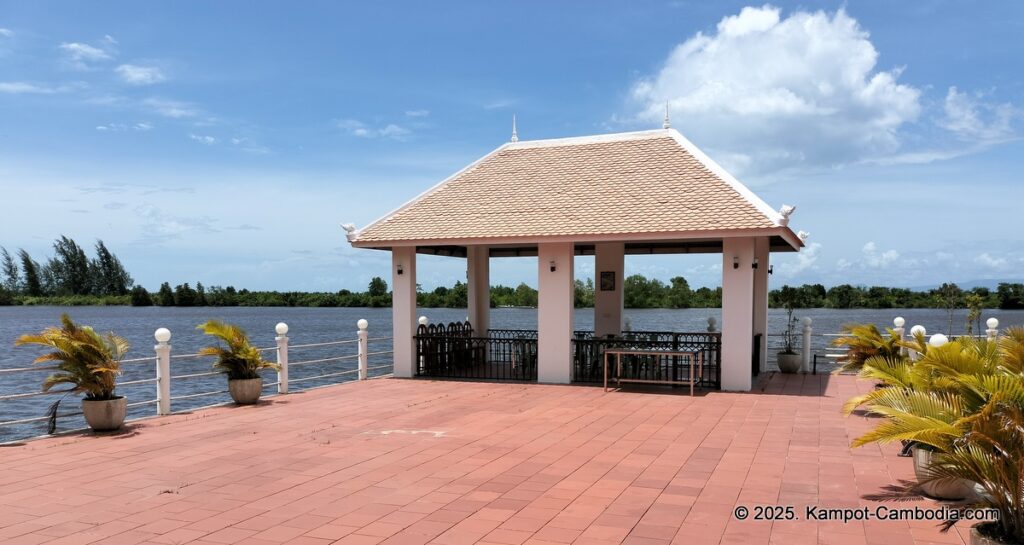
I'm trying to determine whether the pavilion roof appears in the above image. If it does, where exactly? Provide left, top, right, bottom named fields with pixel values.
left=350, top=129, right=799, bottom=248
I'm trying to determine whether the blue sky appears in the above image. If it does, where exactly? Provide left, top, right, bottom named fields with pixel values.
left=1, top=1, right=1021, bottom=292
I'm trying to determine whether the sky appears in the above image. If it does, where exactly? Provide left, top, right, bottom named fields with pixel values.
left=0, top=1, right=1022, bottom=292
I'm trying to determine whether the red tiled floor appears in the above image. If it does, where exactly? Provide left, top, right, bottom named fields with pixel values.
left=0, top=374, right=973, bottom=544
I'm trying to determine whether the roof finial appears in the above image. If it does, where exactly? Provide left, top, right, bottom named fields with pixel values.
left=662, top=102, right=671, bottom=129
left=511, top=114, right=518, bottom=142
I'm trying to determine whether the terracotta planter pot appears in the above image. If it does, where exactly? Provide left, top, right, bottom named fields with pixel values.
left=971, top=524, right=1011, bottom=545
left=228, top=378, right=263, bottom=405
left=81, top=396, right=127, bottom=431
left=912, top=445, right=977, bottom=500
left=777, top=353, right=802, bottom=373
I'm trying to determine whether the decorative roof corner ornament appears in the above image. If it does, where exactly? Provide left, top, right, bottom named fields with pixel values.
left=662, top=102, right=670, bottom=129
left=778, top=204, right=796, bottom=226
left=341, top=223, right=358, bottom=241
left=797, top=230, right=810, bottom=242
left=511, top=114, right=518, bottom=143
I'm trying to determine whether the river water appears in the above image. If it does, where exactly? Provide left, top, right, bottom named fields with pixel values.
left=2, top=306, right=1022, bottom=443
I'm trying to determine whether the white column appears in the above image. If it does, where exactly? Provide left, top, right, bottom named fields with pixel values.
left=391, top=246, right=417, bottom=378
left=537, top=242, right=574, bottom=383
left=893, top=316, right=906, bottom=356
left=593, top=242, right=624, bottom=338
left=275, top=322, right=289, bottom=394
left=721, top=237, right=755, bottom=391
left=154, top=328, right=171, bottom=416
left=752, top=238, right=770, bottom=373
left=467, top=245, right=490, bottom=335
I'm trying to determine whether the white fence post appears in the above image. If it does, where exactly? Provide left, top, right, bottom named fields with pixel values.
left=357, top=319, right=368, bottom=380
left=154, top=328, right=171, bottom=416
left=801, top=317, right=812, bottom=373
left=893, top=316, right=906, bottom=356
left=986, top=318, right=999, bottom=342
left=276, top=322, right=289, bottom=394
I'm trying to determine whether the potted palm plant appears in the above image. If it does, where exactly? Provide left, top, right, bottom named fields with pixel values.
left=198, top=320, right=278, bottom=404
left=15, top=314, right=129, bottom=432
left=776, top=304, right=802, bottom=373
left=845, top=330, right=1024, bottom=502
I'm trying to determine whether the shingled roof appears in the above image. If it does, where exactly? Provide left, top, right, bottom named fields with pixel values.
left=350, top=129, right=797, bottom=248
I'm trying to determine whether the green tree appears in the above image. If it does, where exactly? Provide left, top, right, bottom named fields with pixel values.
left=826, top=284, right=861, bottom=309
left=513, top=282, right=538, bottom=307
left=933, top=282, right=964, bottom=335
left=195, top=282, right=208, bottom=306
left=130, top=285, right=153, bottom=306
left=18, top=249, right=44, bottom=296
left=574, top=279, right=595, bottom=308
left=1, top=246, right=19, bottom=293
left=90, top=240, right=132, bottom=296
left=46, top=236, right=92, bottom=295
left=367, top=276, right=388, bottom=297
left=174, top=283, right=198, bottom=306
left=157, top=282, right=175, bottom=306
left=666, top=276, right=692, bottom=308
left=965, top=293, right=984, bottom=335
left=997, top=283, right=1024, bottom=310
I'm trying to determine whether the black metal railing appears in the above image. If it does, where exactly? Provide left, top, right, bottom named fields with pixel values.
left=571, top=330, right=721, bottom=388
left=415, top=322, right=538, bottom=381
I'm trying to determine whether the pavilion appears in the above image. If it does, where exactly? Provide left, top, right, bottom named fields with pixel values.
left=347, top=126, right=803, bottom=391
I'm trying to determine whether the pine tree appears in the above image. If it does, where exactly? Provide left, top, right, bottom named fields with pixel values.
left=195, top=282, right=208, bottom=306
left=46, top=236, right=92, bottom=295
left=17, top=249, right=43, bottom=296
left=90, top=240, right=133, bottom=296
left=0, top=247, right=18, bottom=293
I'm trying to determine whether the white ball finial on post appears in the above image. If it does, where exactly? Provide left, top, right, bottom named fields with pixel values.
left=275, top=323, right=289, bottom=394
left=418, top=316, right=429, bottom=326
left=153, top=328, right=172, bottom=416
left=986, top=317, right=999, bottom=341
left=929, top=333, right=949, bottom=348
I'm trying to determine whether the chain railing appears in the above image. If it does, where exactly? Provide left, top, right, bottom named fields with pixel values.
left=0, top=319, right=392, bottom=441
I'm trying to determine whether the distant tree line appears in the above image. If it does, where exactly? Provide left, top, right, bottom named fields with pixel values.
left=0, top=237, right=133, bottom=305
left=2, top=239, right=1021, bottom=311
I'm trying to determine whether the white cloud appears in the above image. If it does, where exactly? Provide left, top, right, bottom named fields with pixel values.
left=940, top=87, right=1018, bottom=143
left=96, top=122, right=153, bottom=132
left=189, top=133, right=217, bottom=145
left=778, top=241, right=821, bottom=277
left=116, top=64, right=167, bottom=85
left=59, top=41, right=113, bottom=69
left=975, top=253, right=1007, bottom=269
left=0, top=28, right=13, bottom=38
left=405, top=109, right=430, bottom=117
left=143, top=98, right=198, bottom=118
left=336, top=119, right=411, bottom=140
left=0, top=81, right=74, bottom=94
left=861, top=241, right=900, bottom=268
left=627, top=5, right=922, bottom=176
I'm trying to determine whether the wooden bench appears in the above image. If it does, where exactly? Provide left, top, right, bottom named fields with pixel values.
left=603, top=348, right=704, bottom=396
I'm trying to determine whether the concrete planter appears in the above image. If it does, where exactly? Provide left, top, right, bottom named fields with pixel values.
left=228, top=378, right=263, bottom=405
left=971, top=525, right=1010, bottom=545
left=913, top=445, right=977, bottom=500
left=777, top=353, right=802, bottom=373
left=81, top=396, right=127, bottom=431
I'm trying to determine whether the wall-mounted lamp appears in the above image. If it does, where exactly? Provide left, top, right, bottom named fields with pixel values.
left=768, top=264, right=774, bottom=275
left=752, top=258, right=759, bottom=270
left=397, top=264, right=404, bottom=275
left=732, top=256, right=739, bottom=270
left=549, top=260, right=556, bottom=272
